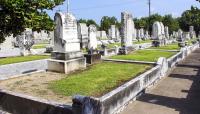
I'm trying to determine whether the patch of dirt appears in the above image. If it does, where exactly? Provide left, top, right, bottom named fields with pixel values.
left=0, top=72, right=72, bottom=104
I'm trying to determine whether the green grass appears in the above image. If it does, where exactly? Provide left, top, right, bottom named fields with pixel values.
left=32, top=44, right=48, bottom=49
left=149, top=43, right=180, bottom=50
left=134, top=40, right=152, bottom=44
left=97, top=43, right=121, bottom=49
left=49, top=62, right=151, bottom=96
left=187, top=39, right=197, bottom=45
left=106, top=43, right=121, bottom=48
left=110, top=50, right=177, bottom=62
left=0, top=55, right=50, bottom=65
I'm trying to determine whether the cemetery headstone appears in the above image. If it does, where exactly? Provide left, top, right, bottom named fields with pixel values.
left=144, top=31, right=149, bottom=40
left=16, top=28, right=34, bottom=56
left=152, top=21, right=165, bottom=47
left=84, top=25, right=101, bottom=64
left=78, top=23, right=89, bottom=48
left=140, top=28, right=145, bottom=40
left=48, top=12, right=86, bottom=74
left=177, top=29, right=185, bottom=47
left=136, top=29, right=141, bottom=41
left=164, top=26, right=169, bottom=39
left=189, top=26, right=196, bottom=39
left=120, top=12, right=134, bottom=54
left=109, top=25, right=116, bottom=40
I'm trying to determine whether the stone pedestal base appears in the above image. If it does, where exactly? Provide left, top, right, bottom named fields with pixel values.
left=51, top=51, right=83, bottom=60
left=84, top=53, right=101, bottom=64
left=178, top=42, right=186, bottom=47
left=48, top=57, right=86, bottom=74
left=119, top=46, right=134, bottom=55
left=152, top=40, right=166, bottom=47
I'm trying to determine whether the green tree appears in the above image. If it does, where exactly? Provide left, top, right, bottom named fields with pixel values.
left=134, top=18, right=148, bottom=29
left=162, top=15, right=179, bottom=34
left=77, top=19, right=99, bottom=29
left=148, top=14, right=163, bottom=33
left=0, top=0, right=64, bottom=43
left=134, top=14, right=163, bottom=33
left=100, top=16, right=120, bottom=33
left=78, top=19, right=87, bottom=24
left=179, top=6, right=200, bottom=34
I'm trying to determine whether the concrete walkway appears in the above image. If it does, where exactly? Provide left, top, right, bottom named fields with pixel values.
left=120, top=48, right=200, bottom=114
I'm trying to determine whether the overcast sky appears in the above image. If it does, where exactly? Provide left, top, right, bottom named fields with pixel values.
left=46, top=0, right=200, bottom=24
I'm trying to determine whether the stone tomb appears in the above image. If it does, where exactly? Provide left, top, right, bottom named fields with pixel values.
left=48, top=12, right=86, bottom=74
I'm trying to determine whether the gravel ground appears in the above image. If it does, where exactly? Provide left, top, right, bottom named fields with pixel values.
left=0, top=72, right=72, bottom=104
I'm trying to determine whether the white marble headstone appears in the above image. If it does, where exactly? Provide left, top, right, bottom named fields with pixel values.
left=140, top=28, right=144, bottom=39
left=16, top=28, right=34, bottom=56
left=164, top=26, right=169, bottom=39
left=110, top=25, right=116, bottom=40
left=88, top=25, right=97, bottom=50
left=54, top=12, right=80, bottom=53
left=78, top=23, right=88, bottom=48
left=121, top=12, right=134, bottom=47
left=152, top=21, right=162, bottom=40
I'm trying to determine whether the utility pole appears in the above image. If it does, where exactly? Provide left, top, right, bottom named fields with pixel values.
left=148, top=0, right=151, bottom=33
left=67, top=0, right=70, bottom=13
left=148, top=0, right=151, bottom=17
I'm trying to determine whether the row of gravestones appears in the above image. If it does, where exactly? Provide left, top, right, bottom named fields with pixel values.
left=48, top=11, right=180, bottom=73
left=0, top=28, right=53, bottom=57
left=1, top=10, right=198, bottom=57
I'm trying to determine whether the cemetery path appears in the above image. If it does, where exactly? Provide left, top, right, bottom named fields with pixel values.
left=120, top=48, right=200, bottom=114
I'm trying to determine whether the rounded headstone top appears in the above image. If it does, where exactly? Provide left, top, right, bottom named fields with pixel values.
left=89, top=25, right=97, bottom=32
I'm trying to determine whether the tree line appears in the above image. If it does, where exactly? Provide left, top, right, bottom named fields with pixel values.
left=78, top=6, right=200, bottom=35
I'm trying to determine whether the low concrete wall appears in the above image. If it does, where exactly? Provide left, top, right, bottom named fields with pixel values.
left=72, top=65, right=161, bottom=114
left=0, top=48, right=21, bottom=58
left=167, top=51, right=183, bottom=68
left=0, top=59, right=47, bottom=80
left=0, top=89, right=74, bottom=114
left=73, top=43, right=200, bottom=114
left=103, top=59, right=156, bottom=65
left=99, top=66, right=161, bottom=114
